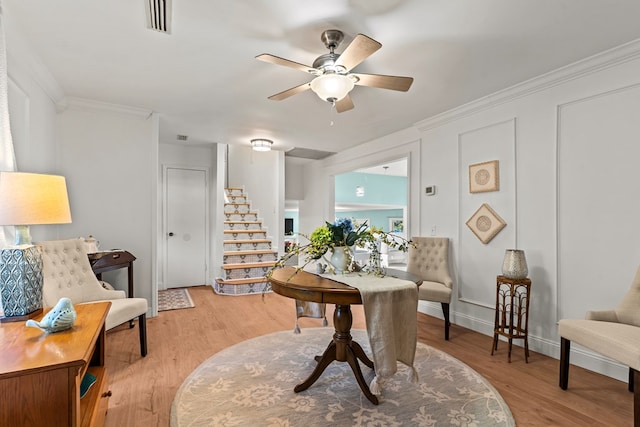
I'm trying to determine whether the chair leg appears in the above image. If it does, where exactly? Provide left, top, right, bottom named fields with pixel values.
left=559, top=337, right=570, bottom=389
left=138, top=313, right=148, bottom=357
left=634, top=369, right=640, bottom=427
left=441, top=302, right=450, bottom=341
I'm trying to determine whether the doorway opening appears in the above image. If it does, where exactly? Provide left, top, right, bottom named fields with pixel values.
left=334, top=158, right=408, bottom=270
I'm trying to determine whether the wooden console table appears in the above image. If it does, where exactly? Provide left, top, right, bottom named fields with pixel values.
left=0, top=301, right=111, bottom=427
left=268, top=267, right=421, bottom=405
left=88, top=250, right=136, bottom=298
left=491, top=275, right=532, bottom=362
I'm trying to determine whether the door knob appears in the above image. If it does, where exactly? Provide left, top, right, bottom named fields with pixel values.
left=168, top=232, right=174, bottom=237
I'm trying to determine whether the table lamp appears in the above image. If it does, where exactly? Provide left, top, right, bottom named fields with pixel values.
left=0, top=172, right=72, bottom=322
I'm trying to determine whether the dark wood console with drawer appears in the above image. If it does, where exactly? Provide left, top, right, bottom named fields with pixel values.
left=88, top=250, right=136, bottom=298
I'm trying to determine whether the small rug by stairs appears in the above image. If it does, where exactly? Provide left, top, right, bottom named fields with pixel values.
left=171, top=328, right=515, bottom=426
left=158, top=288, right=195, bottom=312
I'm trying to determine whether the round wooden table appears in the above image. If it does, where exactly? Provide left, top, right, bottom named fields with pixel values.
left=269, top=267, right=422, bottom=405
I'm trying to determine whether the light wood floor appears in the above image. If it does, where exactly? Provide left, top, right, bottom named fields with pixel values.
left=104, top=285, right=632, bottom=426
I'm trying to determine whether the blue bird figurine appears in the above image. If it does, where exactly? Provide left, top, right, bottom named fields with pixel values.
left=26, top=297, right=77, bottom=333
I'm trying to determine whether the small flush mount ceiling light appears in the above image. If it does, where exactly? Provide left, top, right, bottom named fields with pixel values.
left=251, top=138, right=273, bottom=152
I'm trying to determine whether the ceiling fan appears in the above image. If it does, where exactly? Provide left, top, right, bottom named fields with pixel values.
left=256, top=29, right=414, bottom=113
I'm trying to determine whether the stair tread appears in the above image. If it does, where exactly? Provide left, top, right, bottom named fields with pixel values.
left=224, top=211, right=258, bottom=215
left=222, top=261, right=276, bottom=270
left=224, top=239, right=271, bottom=244
left=224, top=250, right=277, bottom=256
left=219, top=187, right=277, bottom=294
left=215, top=277, right=269, bottom=285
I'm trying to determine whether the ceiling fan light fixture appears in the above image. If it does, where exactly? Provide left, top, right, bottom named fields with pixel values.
left=310, top=73, right=354, bottom=102
left=251, top=138, right=273, bottom=152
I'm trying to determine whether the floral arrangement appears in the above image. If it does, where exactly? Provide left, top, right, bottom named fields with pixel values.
left=272, top=217, right=413, bottom=275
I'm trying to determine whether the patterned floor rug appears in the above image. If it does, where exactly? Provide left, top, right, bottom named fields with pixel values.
left=158, top=288, right=195, bottom=312
left=171, top=328, right=515, bottom=426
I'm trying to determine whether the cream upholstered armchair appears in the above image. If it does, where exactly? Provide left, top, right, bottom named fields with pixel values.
left=559, top=265, right=640, bottom=425
left=406, top=237, right=453, bottom=340
left=39, top=239, right=148, bottom=357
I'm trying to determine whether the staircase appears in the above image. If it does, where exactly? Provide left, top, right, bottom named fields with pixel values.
left=214, top=187, right=277, bottom=295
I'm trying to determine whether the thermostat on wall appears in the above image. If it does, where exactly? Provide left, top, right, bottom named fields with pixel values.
left=425, top=185, right=436, bottom=196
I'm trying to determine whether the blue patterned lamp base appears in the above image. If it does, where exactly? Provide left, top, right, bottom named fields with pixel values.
left=0, top=246, right=44, bottom=322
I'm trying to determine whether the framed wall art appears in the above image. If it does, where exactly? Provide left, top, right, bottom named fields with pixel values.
left=389, top=217, right=404, bottom=234
left=469, top=160, right=499, bottom=193
left=466, top=203, right=506, bottom=244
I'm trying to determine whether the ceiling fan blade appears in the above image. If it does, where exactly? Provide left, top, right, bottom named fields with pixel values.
left=335, top=95, right=354, bottom=113
left=352, top=73, right=414, bottom=92
left=334, top=34, right=382, bottom=72
left=267, top=82, right=312, bottom=101
left=256, top=54, right=315, bottom=74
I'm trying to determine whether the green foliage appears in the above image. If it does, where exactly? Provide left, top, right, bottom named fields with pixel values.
left=270, top=217, right=414, bottom=272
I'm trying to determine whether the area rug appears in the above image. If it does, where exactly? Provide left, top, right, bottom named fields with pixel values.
left=171, top=328, right=515, bottom=426
left=158, top=288, right=195, bottom=312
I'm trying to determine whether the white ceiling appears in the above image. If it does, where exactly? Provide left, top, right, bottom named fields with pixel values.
left=5, top=1, right=640, bottom=155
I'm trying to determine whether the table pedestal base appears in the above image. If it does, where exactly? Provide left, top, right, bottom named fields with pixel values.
left=294, top=304, right=379, bottom=405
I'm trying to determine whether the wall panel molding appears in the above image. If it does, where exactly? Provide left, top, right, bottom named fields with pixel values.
left=457, top=118, right=517, bottom=308
left=556, top=83, right=640, bottom=321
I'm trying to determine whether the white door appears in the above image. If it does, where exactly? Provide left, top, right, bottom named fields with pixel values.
left=166, top=167, right=208, bottom=288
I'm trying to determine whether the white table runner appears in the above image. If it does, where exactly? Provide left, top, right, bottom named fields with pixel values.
left=321, top=273, right=419, bottom=394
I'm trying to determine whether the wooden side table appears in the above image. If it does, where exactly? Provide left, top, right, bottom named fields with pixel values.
left=0, top=302, right=111, bottom=426
left=491, top=275, right=532, bottom=362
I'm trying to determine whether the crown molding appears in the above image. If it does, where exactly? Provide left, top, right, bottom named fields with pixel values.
left=4, top=13, right=151, bottom=118
left=65, top=97, right=153, bottom=118
left=415, top=38, right=640, bottom=131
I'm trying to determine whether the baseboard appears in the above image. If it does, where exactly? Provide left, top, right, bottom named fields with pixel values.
left=418, top=301, right=629, bottom=383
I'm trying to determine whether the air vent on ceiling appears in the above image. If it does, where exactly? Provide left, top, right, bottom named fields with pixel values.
left=285, top=148, right=336, bottom=160
left=145, top=0, right=172, bottom=34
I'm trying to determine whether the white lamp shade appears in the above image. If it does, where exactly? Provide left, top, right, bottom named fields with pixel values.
left=0, top=172, right=72, bottom=226
left=310, top=74, right=355, bottom=102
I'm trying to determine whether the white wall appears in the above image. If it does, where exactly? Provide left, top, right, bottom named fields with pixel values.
left=6, top=83, right=59, bottom=241
left=284, top=157, right=305, bottom=201
left=56, top=101, right=158, bottom=314
left=301, top=40, right=640, bottom=381
left=416, top=41, right=640, bottom=380
left=6, top=51, right=60, bottom=242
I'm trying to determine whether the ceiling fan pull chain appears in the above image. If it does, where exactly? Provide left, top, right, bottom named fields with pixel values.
left=329, top=100, right=336, bottom=126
